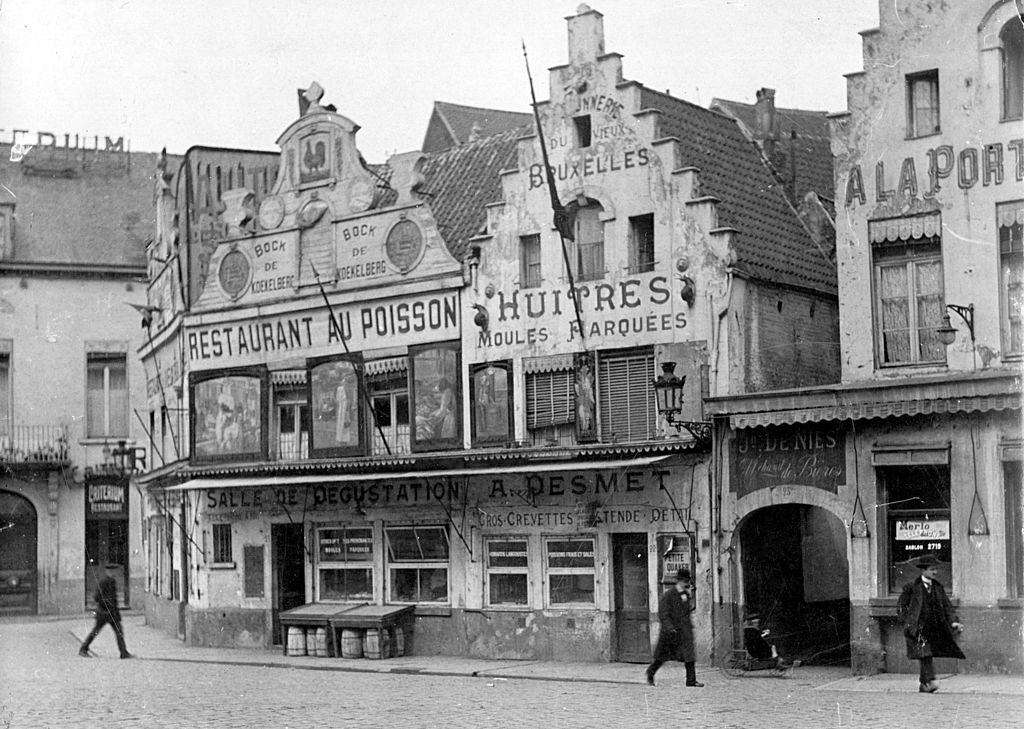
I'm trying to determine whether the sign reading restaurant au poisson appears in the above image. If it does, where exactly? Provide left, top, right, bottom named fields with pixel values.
left=186, top=290, right=460, bottom=370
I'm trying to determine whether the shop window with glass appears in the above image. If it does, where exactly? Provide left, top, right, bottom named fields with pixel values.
left=410, top=343, right=461, bottom=451
left=907, top=70, right=939, bottom=138
left=212, top=523, right=233, bottom=565
left=524, top=356, right=575, bottom=447
left=568, top=201, right=604, bottom=282
left=628, top=213, right=655, bottom=273
left=86, top=353, right=128, bottom=438
left=471, top=362, right=512, bottom=445
left=869, top=215, right=945, bottom=366
left=1001, top=18, right=1024, bottom=121
left=316, top=526, right=373, bottom=602
left=520, top=234, right=542, bottom=289
left=879, top=464, right=952, bottom=594
left=545, top=537, right=595, bottom=606
left=999, top=201, right=1023, bottom=357
left=485, top=537, right=530, bottom=607
left=597, top=348, right=656, bottom=442
left=386, top=525, right=449, bottom=603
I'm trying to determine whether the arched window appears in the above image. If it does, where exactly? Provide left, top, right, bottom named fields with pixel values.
left=1001, top=17, right=1024, bottom=121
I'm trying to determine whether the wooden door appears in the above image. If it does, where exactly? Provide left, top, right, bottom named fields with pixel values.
left=613, top=533, right=650, bottom=662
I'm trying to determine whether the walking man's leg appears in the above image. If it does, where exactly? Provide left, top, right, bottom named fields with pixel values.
left=685, top=661, right=704, bottom=687
left=110, top=614, right=132, bottom=658
left=80, top=614, right=108, bottom=656
left=918, top=657, right=936, bottom=692
left=645, top=659, right=663, bottom=686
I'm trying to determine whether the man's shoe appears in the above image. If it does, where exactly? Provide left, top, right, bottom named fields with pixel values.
left=120, top=653, right=135, bottom=659
left=645, top=672, right=655, bottom=686
left=919, top=681, right=938, bottom=693
left=686, top=681, right=705, bottom=687
left=78, top=648, right=91, bottom=658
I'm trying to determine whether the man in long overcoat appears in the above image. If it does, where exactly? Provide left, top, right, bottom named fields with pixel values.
left=79, top=564, right=133, bottom=659
left=897, top=553, right=964, bottom=693
left=645, top=567, right=702, bottom=687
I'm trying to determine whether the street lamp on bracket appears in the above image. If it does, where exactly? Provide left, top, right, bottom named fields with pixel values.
left=652, top=361, right=712, bottom=446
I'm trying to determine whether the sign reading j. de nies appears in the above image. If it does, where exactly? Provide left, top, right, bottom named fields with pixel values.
left=730, top=425, right=846, bottom=497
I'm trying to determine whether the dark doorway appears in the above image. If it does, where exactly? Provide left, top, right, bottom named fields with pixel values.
left=739, top=504, right=850, bottom=666
left=612, top=532, right=650, bottom=662
left=85, top=518, right=129, bottom=607
left=0, top=490, right=38, bottom=614
left=271, top=522, right=306, bottom=644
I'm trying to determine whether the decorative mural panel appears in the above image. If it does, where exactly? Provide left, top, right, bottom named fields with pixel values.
left=191, top=369, right=267, bottom=461
left=573, top=351, right=597, bottom=443
left=470, top=361, right=512, bottom=445
left=410, top=342, right=461, bottom=451
left=308, top=355, right=364, bottom=457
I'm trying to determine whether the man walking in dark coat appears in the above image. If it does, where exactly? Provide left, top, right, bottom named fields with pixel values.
left=646, top=567, right=703, bottom=687
left=897, top=553, right=963, bottom=693
left=79, top=564, right=133, bottom=659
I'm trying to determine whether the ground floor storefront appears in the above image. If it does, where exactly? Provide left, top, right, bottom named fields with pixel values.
left=142, top=455, right=715, bottom=663
left=708, top=371, right=1023, bottom=675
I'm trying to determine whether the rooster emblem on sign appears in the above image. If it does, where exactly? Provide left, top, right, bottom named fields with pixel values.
left=304, top=139, right=326, bottom=174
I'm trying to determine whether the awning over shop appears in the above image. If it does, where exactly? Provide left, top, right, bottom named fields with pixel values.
left=165, top=455, right=670, bottom=492
left=270, top=369, right=305, bottom=386
left=868, top=212, right=941, bottom=243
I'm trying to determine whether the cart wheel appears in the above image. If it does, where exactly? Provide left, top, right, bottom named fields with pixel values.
left=721, top=649, right=748, bottom=678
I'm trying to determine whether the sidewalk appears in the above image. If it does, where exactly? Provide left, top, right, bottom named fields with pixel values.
left=42, top=613, right=1024, bottom=695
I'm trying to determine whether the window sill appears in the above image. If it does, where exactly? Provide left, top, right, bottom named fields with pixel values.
left=414, top=605, right=452, bottom=617
left=210, top=562, right=236, bottom=570
left=79, top=437, right=131, bottom=445
left=997, top=598, right=1024, bottom=609
left=1001, top=116, right=1023, bottom=124
left=905, top=130, right=941, bottom=141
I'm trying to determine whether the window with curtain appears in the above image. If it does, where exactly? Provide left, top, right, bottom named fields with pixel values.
left=1001, top=18, right=1024, bottom=121
left=569, top=201, right=604, bottom=281
left=520, top=234, right=541, bottom=288
left=597, top=348, right=657, bottom=442
left=998, top=201, right=1023, bottom=356
left=906, top=70, right=939, bottom=138
left=86, top=353, right=128, bottom=438
left=870, top=216, right=945, bottom=366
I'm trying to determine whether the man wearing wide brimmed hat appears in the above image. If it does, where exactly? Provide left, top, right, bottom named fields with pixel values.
left=897, top=553, right=964, bottom=693
left=645, top=567, right=703, bottom=687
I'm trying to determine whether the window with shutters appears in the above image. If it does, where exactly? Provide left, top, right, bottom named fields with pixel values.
left=597, top=349, right=656, bottom=442
left=525, top=366, right=575, bottom=447
left=520, top=234, right=541, bottom=288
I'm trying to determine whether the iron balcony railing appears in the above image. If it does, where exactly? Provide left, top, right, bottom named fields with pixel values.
left=0, top=424, right=70, bottom=464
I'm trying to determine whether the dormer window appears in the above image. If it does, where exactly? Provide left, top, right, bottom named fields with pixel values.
left=573, top=115, right=592, bottom=147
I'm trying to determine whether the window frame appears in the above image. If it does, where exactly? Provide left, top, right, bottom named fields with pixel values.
left=525, top=365, right=575, bottom=447
left=543, top=535, right=597, bottom=607
left=385, top=524, right=451, bottom=604
left=573, top=115, right=592, bottom=148
left=568, top=201, right=605, bottom=282
left=86, top=352, right=129, bottom=439
left=274, top=385, right=310, bottom=461
left=484, top=536, right=531, bottom=608
left=628, top=213, right=655, bottom=274
left=597, top=347, right=657, bottom=443
left=906, top=70, right=940, bottom=139
left=189, top=366, right=269, bottom=463
left=211, top=523, right=233, bottom=566
left=520, top=233, right=542, bottom=289
left=307, top=354, right=365, bottom=458
left=1001, top=18, right=1024, bottom=122
left=409, top=342, right=462, bottom=452
left=315, top=525, right=374, bottom=603
left=998, top=200, right=1024, bottom=358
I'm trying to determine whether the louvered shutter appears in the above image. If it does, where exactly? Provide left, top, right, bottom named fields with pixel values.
left=598, top=350, right=656, bottom=441
left=526, top=370, right=574, bottom=429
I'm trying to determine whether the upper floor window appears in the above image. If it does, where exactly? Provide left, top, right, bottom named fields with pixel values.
left=573, top=115, right=592, bottom=147
left=86, top=353, right=128, bottom=438
left=597, top=348, right=657, bottom=442
left=366, top=359, right=410, bottom=456
left=999, top=200, right=1024, bottom=356
left=869, top=214, right=945, bottom=367
left=190, top=368, right=266, bottom=461
left=520, top=234, right=542, bottom=288
left=628, top=214, right=655, bottom=274
left=569, top=201, right=605, bottom=282
left=906, top=70, right=940, bottom=138
left=273, top=377, right=309, bottom=461
left=524, top=355, right=575, bottom=447
left=1001, top=18, right=1024, bottom=121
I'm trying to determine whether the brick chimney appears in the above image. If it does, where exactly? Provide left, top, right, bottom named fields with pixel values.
left=753, top=88, right=778, bottom=160
left=567, top=4, right=605, bottom=65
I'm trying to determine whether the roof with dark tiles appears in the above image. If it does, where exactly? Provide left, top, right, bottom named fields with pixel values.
left=422, top=101, right=533, bottom=153
left=0, top=143, right=169, bottom=270
left=641, top=88, right=836, bottom=296
left=709, top=97, right=835, bottom=205
left=416, top=127, right=521, bottom=262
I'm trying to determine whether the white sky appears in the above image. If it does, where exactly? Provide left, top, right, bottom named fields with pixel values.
left=0, top=0, right=880, bottom=162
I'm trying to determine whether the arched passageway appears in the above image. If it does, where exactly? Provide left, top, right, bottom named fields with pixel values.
left=0, top=490, right=38, bottom=614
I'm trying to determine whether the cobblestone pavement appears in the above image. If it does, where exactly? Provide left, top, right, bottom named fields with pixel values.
left=1, top=616, right=1022, bottom=728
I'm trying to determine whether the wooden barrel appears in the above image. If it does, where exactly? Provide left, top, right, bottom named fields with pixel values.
left=286, top=626, right=306, bottom=656
left=363, top=627, right=391, bottom=660
left=393, top=627, right=405, bottom=657
left=306, top=628, right=318, bottom=656
left=315, top=627, right=328, bottom=657
left=341, top=628, right=363, bottom=659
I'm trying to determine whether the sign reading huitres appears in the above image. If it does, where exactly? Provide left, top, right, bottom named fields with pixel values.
left=730, top=425, right=845, bottom=497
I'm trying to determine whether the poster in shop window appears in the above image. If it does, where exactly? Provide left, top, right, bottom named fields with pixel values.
left=191, top=371, right=266, bottom=460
